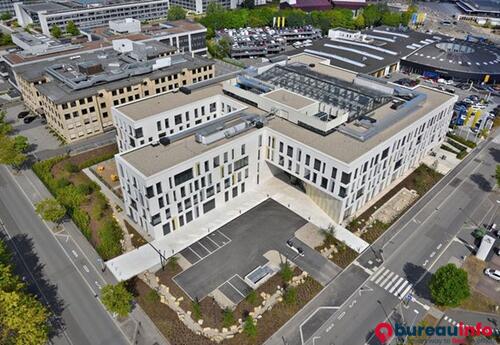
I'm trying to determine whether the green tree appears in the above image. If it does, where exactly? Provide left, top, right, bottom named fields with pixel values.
left=243, top=315, right=257, bottom=338
left=0, top=264, right=24, bottom=292
left=56, top=185, right=85, bottom=210
left=101, top=283, right=133, bottom=317
left=66, top=21, right=80, bottom=36
left=381, top=11, right=402, bottom=27
left=0, top=111, right=12, bottom=135
left=96, top=220, right=123, bottom=260
left=361, top=4, right=386, bottom=27
left=0, top=12, right=12, bottom=21
left=167, top=5, right=186, bottom=21
left=35, top=198, right=66, bottom=225
left=0, top=135, right=27, bottom=170
left=280, top=261, right=293, bottom=282
left=13, top=135, right=28, bottom=153
left=354, top=14, right=365, bottom=29
left=50, top=25, right=62, bottom=38
left=0, top=33, right=12, bottom=46
left=429, top=264, right=470, bottom=307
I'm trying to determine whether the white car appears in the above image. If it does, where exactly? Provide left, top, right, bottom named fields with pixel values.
left=484, top=268, right=500, bottom=281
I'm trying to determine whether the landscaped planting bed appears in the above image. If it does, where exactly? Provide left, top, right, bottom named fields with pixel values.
left=315, top=230, right=358, bottom=268
left=32, top=144, right=123, bottom=260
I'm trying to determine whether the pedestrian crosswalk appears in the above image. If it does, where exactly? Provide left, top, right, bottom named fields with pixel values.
left=369, top=266, right=413, bottom=299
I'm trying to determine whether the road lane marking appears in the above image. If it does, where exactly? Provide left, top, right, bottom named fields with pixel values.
left=83, top=265, right=90, bottom=273
left=436, top=243, right=442, bottom=250
left=430, top=251, right=436, bottom=258
left=389, top=277, right=404, bottom=293
left=394, top=281, right=408, bottom=296
left=414, top=309, right=419, bottom=314
left=72, top=250, right=78, bottom=258
left=423, top=259, right=429, bottom=267
left=337, top=311, right=345, bottom=320
left=383, top=274, right=399, bottom=290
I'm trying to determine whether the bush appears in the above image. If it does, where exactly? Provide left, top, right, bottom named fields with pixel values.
left=245, top=290, right=257, bottom=305
left=55, top=177, right=71, bottom=189
left=77, top=181, right=98, bottom=195
left=64, top=162, right=79, bottom=173
left=145, top=289, right=160, bottom=303
left=222, top=308, right=235, bottom=328
left=243, top=315, right=257, bottom=338
left=56, top=185, right=85, bottom=210
left=456, top=150, right=468, bottom=160
left=283, top=286, right=297, bottom=305
left=446, top=139, right=467, bottom=152
left=192, top=299, right=202, bottom=320
left=96, top=220, right=123, bottom=260
left=280, top=262, right=293, bottom=283
left=446, top=133, right=476, bottom=149
left=72, top=208, right=90, bottom=239
left=92, top=192, right=108, bottom=219
left=440, top=144, right=459, bottom=154
left=429, top=264, right=470, bottom=307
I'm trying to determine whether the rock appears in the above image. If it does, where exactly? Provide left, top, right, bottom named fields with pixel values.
left=198, top=319, right=204, bottom=325
left=257, top=314, right=262, bottom=319
left=277, top=297, right=283, bottom=302
left=203, top=327, right=211, bottom=332
left=177, top=296, right=184, bottom=302
left=186, top=311, right=191, bottom=316
left=174, top=301, right=179, bottom=306
left=230, top=325, right=238, bottom=331
left=238, top=318, right=242, bottom=324
left=226, top=334, right=234, bottom=339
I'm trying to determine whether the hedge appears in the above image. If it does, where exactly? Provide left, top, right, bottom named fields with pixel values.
left=446, top=133, right=476, bottom=149
left=441, top=144, right=459, bottom=154
left=456, top=150, right=468, bottom=160
left=446, top=139, right=467, bottom=152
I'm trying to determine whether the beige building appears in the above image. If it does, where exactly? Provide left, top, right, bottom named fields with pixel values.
left=15, top=40, right=215, bottom=143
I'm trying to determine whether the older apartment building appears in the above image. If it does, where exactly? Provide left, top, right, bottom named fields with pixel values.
left=15, top=39, right=214, bottom=142
left=112, top=53, right=457, bottom=240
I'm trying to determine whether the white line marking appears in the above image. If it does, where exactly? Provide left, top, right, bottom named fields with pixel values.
left=71, top=250, right=78, bottom=257
left=83, top=265, right=90, bottom=273
left=379, top=271, right=395, bottom=287
left=436, top=243, right=442, bottom=250
left=370, top=266, right=385, bottom=281
left=375, top=269, right=389, bottom=285
left=423, top=259, right=429, bottom=267
left=430, top=251, right=436, bottom=258
left=196, top=240, right=211, bottom=253
left=185, top=246, right=201, bottom=260
left=389, top=277, right=404, bottom=293
left=325, top=323, right=334, bottom=332
left=399, top=284, right=413, bottom=299
left=95, top=281, right=101, bottom=289
left=337, top=311, right=346, bottom=320
left=394, top=281, right=409, bottom=296
left=414, top=309, right=419, bottom=314
left=384, top=274, right=399, bottom=290
left=205, top=235, right=219, bottom=248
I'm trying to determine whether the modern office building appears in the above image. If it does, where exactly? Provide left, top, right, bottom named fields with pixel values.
left=113, top=53, right=457, bottom=240
left=217, top=26, right=322, bottom=59
left=0, top=0, right=15, bottom=14
left=14, top=0, right=169, bottom=36
left=14, top=39, right=214, bottom=142
left=456, top=0, right=500, bottom=19
left=169, top=0, right=236, bottom=14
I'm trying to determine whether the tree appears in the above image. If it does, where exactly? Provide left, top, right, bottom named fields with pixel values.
left=0, top=135, right=27, bottom=169
left=167, top=5, right=186, bottom=21
left=35, top=198, right=66, bottom=225
left=101, top=283, right=133, bottom=317
left=50, top=25, right=62, bottom=38
left=280, top=261, right=293, bottom=282
left=0, top=33, right=12, bottom=46
left=429, top=264, right=470, bottom=307
left=0, top=111, right=12, bottom=135
left=243, top=315, right=257, bottom=338
left=0, top=12, right=11, bottom=21
left=13, top=135, right=28, bottom=153
left=354, top=14, right=365, bottom=29
left=381, top=11, right=402, bottom=27
left=97, top=220, right=123, bottom=260
left=66, top=21, right=80, bottom=36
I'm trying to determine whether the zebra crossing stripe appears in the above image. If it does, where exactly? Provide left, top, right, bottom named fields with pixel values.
left=384, top=274, right=399, bottom=290
left=399, top=284, right=413, bottom=299
left=394, top=281, right=408, bottom=296
left=370, top=266, right=386, bottom=281
left=375, top=269, right=390, bottom=285
left=389, top=277, right=404, bottom=293
left=380, top=272, right=395, bottom=287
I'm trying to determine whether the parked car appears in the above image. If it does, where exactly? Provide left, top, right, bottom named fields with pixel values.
left=17, top=111, right=29, bottom=119
left=445, top=88, right=455, bottom=94
left=23, top=115, right=37, bottom=124
left=484, top=268, right=500, bottom=281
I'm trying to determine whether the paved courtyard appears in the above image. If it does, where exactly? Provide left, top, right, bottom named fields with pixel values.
left=173, top=199, right=340, bottom=302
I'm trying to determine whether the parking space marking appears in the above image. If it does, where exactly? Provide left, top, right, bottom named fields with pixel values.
left=189, top=242, right=209, bottom=258
left=199, top=237, right=218, bottom=252
left=205, top=235, right=220, bottom=248
left=226, top=280, right=246, bottom=298
left=216, top=229, right=231, bottom=243
left=196, top=240, right=211, bottom=254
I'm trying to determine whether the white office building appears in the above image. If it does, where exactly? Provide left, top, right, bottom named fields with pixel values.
left=113, top=53, right=457, bottom=240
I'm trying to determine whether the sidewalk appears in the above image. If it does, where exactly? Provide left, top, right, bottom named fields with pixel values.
left=7, top=167, right=169, bottom=345
left=107, top=176, right=369, bottom=281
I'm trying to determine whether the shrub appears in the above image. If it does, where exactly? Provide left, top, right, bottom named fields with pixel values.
left=55, top=177, right=71, bottom=189
left=77, top=181, right=98, bottom=195
left=245, top=290, right=257, bottom=305
left=280, top=262, right=293, bottom=283
left=456, top=150, right=468, bottom=160
left=101, top=283, right=133, bottom=317
left=222, top=308, right=235, bottom=328
left=243, top=315, right=257, bottom=338
left=440, top=144, right=459, bottom=154
left=167, top=256, right=178, bottom=271
left=56, top=185, right=85, bottom=210
left=72, top=208, right=90, bottom=239
left=446, top=133, right=476, bottom=149
left=192, top=299, right=202, bottom=320
left=96, top=220, right=123, bottom=260
left=64, top=162, right=79, bottom=173
left=145, top=289, right=160, bottom=303
left=446, top=139, right=467, bottom=152
left=92, top=192, right=108, bottom=219
left=283, top=286, right=297, bottom=305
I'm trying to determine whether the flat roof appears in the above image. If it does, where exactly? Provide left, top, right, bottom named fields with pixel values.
left=117, top=82, right=223, bottom=121
left=286, top=26, right=448, bottom=74
left=267, top=86, right=454, bottom=163
left=457, top=0, right=500, bottom=13
left=263, top=89, right=316, bottom=110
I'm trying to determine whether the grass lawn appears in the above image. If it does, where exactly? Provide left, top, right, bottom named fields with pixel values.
left=32, top=144, right=123, bottom=260
left=348, top=164, right=443, bottom=242
left=148, top=264, right=322, bottom=344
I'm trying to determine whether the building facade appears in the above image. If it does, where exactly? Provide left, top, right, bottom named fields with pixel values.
left=15, top=40, right=215, bottom=142
left=113, top=54, right=457, bottom=240
left=14, top=0, right=169, bottom=36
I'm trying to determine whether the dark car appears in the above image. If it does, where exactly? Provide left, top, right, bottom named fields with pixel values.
left=445, top=88, right=455, bottom=94
left=23, top=115, right=37, bottom=124
left=17, top=111, right=29, bottom=119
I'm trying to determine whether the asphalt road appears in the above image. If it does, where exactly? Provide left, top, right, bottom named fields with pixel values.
left=0, top=166, right=129, bottom=345
left=265, top=132, right=500, bottom=345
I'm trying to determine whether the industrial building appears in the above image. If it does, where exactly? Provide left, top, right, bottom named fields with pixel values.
left=456, top=0, right=500, bottom=19
left=14, top=39, right=214, bottom=142
left=217, top=26, right=322, bottom=59
left=14, top=0, right=169, bottom=36
left=112, top=53, right=457, bottom=241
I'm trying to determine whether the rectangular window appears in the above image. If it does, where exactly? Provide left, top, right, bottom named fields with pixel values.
left=174, top=168, right=193, bottom=186
left=234, top=156, right=248, bottom=171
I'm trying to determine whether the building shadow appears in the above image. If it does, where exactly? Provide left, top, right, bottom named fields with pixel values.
left=469, top=173, right=493, bottom=192
left=403, top=262, right=432, bottom=301
left=5, top=233, right=66, bottom=338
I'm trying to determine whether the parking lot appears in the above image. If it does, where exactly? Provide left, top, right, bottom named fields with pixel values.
left=477, top=254, right=500, bottom=304
left=173, top=199, right=340, bottom=302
